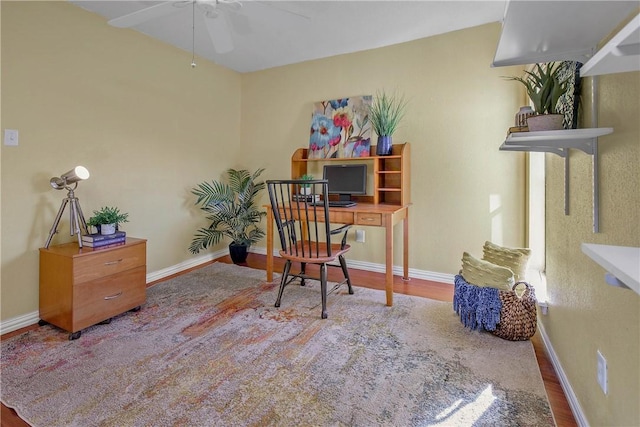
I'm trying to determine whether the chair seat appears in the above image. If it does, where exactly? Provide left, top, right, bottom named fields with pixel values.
left=280, top=242, right=351, bottom=264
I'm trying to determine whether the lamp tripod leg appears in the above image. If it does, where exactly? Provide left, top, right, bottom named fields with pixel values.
left=69, top=198, right=87, bottom=248
left=45, top=198, right=70, bottom=249
left=75, top=199, right=88, bottom=234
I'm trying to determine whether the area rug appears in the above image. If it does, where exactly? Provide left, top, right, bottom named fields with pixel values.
left=1, top=262, right=554, bottom=426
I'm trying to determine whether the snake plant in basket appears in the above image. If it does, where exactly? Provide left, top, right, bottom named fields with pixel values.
left=190, top=168, right=266, bottom=263
left=503, top=62, right=569, bottom=131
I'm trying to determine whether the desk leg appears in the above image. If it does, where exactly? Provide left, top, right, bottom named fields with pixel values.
left=403, top=211, right=409, bottom=281
left=266, top=208, right=274, bottom=282
left=385, top=215, right=394, bottom=306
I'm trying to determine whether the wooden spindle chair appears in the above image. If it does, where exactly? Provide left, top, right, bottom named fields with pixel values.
left=266, top=179, right=354, bottom=319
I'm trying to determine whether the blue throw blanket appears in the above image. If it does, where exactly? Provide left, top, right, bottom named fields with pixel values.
left=453, top=275, right=502, bottom=331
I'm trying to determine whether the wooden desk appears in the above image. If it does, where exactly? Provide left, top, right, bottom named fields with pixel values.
left=265, top=203, right=410, bottom=306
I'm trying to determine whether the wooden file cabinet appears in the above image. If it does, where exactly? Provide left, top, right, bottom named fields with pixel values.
left=39, top=238, right=147, bottom=339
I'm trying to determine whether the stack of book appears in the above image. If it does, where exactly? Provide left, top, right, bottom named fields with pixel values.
left=292, top=194, right=320, bottom=202
left=507, top=126, right=529, bottom=135
left=81, top=230, right=126, bottom=249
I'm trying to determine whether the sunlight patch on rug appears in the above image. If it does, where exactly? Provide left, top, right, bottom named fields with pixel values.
left=1, top=262, right=554, bottom=426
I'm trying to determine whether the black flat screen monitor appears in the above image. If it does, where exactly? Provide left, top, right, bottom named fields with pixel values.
left=323, top=164, right=367, bottom=202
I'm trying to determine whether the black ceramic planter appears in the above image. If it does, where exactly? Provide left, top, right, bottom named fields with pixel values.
left=229, top=242, right=249, bottom=264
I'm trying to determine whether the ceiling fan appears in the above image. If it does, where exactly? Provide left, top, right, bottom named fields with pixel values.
left=108, top=0, right=247, bottom=55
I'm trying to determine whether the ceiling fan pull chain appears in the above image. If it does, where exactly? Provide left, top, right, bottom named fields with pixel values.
left=191, top=0, right=197, bottom=68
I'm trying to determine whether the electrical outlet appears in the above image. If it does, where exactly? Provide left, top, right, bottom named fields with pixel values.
left=355, top=229, right=365, bottom=243
left=597, top=350, right=608, bottom=394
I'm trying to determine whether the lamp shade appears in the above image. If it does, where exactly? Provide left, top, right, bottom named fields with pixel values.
left=50, top=166, right=90, bottom=189
left=61, top=166, right=90, bottom=183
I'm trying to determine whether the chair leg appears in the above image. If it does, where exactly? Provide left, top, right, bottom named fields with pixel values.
left=300, top=262, right=306, bottom=286
left=338, top=255, right=354, bottom=295
left=320, top=263, right=328, bottom=319
left=275, top=260, right=292, bottom=308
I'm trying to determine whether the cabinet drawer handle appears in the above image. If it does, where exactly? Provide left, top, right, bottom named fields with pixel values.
left=104, top=259, right=123, bottom=266
left=104, top=292, right=123, bottom=300
left=363, top=217, right=375, bottom=221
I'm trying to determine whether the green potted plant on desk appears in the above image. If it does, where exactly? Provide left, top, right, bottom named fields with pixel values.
left=504, top=62, right=570, bottom=131
left=299, top=174, right=314, bottom=195
left=370, top=90, right=407, bottom=156
left=87, top=206, right=129, bottom=235
left=189, top=168, right=266, bottom=264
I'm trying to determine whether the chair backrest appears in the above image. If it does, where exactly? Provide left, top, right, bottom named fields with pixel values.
left=267, top=179, right=333, bottom=259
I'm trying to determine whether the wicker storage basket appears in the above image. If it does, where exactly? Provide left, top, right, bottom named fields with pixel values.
left=492, top=281, right=538, bottom=341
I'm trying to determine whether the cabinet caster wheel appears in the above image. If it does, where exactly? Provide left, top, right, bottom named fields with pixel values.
left=69, top=331, right=82, bottom=340
left=38, top=319, right=48, bottom=327
left=130, top=305, right=141, bottom=312
left=98, top=318, right=112, bottom=325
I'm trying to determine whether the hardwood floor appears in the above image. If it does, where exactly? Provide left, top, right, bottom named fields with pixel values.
left=1, top=254, right=577, bottom=426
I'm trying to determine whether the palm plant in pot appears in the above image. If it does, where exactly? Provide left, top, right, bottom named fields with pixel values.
left=369, top=90, right=407, bottom=156
left=189, top=168, right=266, bottom=264
left=504, top=62, right=569, bottom=131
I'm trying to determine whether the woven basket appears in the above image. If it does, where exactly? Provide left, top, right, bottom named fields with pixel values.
left=492, top=281, right=537, bottom=341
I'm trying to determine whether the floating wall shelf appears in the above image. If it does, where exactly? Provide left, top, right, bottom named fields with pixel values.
left=500, top=128, right=613, bottom=232
left=582, top=243, right=640, bottom=295
left=499, top=128, right=613, bottom=156
left=492, top=2, right=639, bottom=68
left=581, top=13, right=640, bottom=76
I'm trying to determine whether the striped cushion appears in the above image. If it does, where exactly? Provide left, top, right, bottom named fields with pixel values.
left=461, top=251, right=514, bottom=291
left=482, top=241, right=531, bottom=282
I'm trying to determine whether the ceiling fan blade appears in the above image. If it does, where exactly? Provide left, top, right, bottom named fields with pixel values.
left=227, top=11, right=251, bottom=36
left=254, top=1, right=311, bottom=20
left=108, top=2, right=180, bottom=28
left=203, top=14, right=234, bottom=54
left=219, top=0, right=242, bottom=12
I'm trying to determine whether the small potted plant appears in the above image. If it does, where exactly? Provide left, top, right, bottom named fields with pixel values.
left=299, top=174, right=314, bottom=195
left=87, top=206, right=129, bottom=235
left=369, top=90, right=407, bottom=156
left=503, top=62, right=570, bottom=131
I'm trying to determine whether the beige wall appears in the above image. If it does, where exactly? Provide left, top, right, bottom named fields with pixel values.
left=544, top=71, right=640, bottom=426
left=2, top=2, right=526, bottom=322
left=242, top=24, right=526, bottom=272
left=1, top=2, right=242, bottom=319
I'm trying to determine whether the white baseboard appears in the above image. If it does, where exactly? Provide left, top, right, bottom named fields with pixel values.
left=0, top=248, right=453, bottom=334
left=537, top=321, right=588, bottom=427
left=0, top=311, right=40, bottom=335
left=145, top=249, right=228, bottom=283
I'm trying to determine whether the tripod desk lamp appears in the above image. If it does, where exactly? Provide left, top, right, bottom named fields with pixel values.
left=44, top=166, right=90, bottom=249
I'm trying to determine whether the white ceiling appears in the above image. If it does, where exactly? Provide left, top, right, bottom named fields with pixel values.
left=69, top=1, right=507, bottom=72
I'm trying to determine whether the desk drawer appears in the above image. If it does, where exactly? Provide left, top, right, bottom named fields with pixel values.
left=355, top=212, right=382, bottom=226
left=74, top=244, right=146, bottom=284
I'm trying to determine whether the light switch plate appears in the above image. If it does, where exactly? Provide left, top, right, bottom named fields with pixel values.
left=4, top=129, right=19, bottom=146
left=597, top=349, right=608, bottom=394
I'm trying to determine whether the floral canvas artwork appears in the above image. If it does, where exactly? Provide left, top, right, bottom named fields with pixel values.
left=309, top=96, right=372, bottom=159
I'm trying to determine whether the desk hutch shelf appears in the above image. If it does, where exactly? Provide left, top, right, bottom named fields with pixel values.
left=291, top=142, right=411, bottom=206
